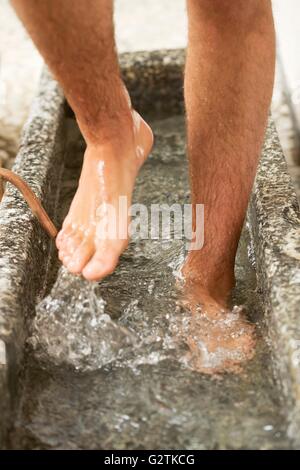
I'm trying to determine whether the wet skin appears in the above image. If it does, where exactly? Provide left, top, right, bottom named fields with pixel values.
left=56, top=106, right=153, bottom=281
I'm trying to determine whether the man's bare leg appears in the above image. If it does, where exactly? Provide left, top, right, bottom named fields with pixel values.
left=11, top=0, right=153, bottom=281
left=183, top=0, right=275, bottom=311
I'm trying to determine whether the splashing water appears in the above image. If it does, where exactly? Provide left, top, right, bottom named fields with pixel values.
left=29, top=252, right=255, bottom=375
left=29, top=267, right=137, bottom=371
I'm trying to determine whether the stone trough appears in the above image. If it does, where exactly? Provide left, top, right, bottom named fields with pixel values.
left=0, top=50, right=299, bottom=449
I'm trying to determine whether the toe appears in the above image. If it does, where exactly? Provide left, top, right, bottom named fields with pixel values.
left=56, top=229, right=66, bottom=249
left=56, top=225, right=73, bottom=251
left=58, top=249, right=66, bottom=262
left=62, top=255, right=72, bottom=267
left=67, top=239, right=95, bottom=274
left=82, top=250, right=119, bottom=281
left=59, top=228, right=83, bottom=259
left=64, top=230, right=84, bottom=256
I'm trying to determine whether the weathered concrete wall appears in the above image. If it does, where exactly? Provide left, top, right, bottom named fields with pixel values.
left=0, top=70, right=65, bottom=448
left=249, top=122, right=300, bottom=444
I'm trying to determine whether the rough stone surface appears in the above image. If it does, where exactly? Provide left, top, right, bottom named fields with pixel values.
left=120, top=49, right=185, bottom=119
left=249, top=121, right=300, bottom=444
left=0, top=69, right=65, bottom=447
left=0, top=361, right=8, bottom=446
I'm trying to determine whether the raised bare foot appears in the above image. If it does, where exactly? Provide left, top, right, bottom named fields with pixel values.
left=179, top=255, right=256, bottom=374
left=56, top=101, right=153, bottom=281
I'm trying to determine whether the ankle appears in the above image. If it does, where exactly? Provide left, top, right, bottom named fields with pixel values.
left=182, top=252, right=235, bottom=304
left=78, top=108, right=134, bottom=147
left=75, top=80, right=134, bottom=146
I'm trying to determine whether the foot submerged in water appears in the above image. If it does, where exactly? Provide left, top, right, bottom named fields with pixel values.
left=178, top=258, right=256, bottom=374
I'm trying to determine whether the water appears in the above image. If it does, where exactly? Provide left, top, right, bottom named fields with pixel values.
left=9, top=116, right=291, bottom=449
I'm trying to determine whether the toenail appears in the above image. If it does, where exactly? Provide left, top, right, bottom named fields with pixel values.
left=83, top=263, right=101, bottom=278
left=83, top=264, right=96, bottom=275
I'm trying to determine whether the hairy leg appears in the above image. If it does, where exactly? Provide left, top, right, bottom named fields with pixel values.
left=183, top=0, right=275, bottom=309
left=12, top=0, right=153, bottom=280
